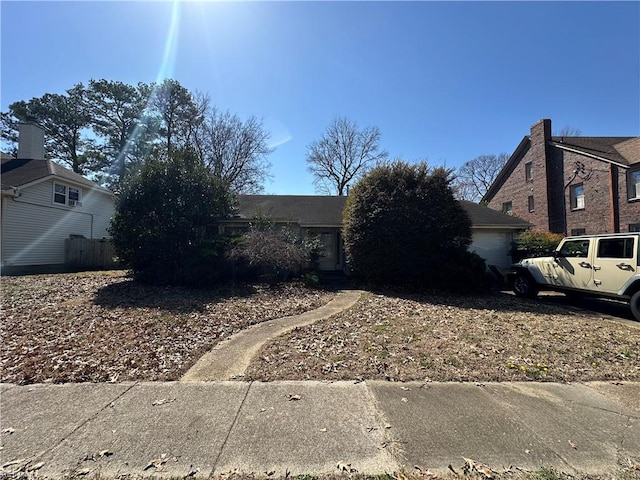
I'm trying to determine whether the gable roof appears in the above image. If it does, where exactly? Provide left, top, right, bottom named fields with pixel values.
left=458, top=200, right=532, bottom=229
left=1, top=158, right=111, bottom=194
left=549, top=136, right=636, bottom=167
left=234, top=195, right=531, bottom=230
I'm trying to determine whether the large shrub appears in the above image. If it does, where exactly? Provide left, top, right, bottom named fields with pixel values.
left=109, top=149, right=235, bottom=285
left=228, top=221, right=322, bottom=282
left=343, top=161, right=487, bottom=291
left=513, top=230, right=565, bottom=260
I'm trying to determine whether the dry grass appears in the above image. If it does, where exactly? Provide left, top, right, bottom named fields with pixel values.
left=0, top=271, right=335, bottom=384
left=3, top=272, right=640, bottom=386
left=245, top=290, right=640, bottom=383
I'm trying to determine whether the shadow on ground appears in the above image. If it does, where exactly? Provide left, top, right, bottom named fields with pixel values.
left=92, top=279, right=259, bottom=313
left=360, top=284, right=638, bottom=324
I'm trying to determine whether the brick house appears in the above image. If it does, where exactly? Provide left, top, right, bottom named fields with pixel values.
left=482, top=119, right=639, bottom=235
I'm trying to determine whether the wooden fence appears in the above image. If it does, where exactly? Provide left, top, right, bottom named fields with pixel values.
left=64, top=237, right=119, bottom=269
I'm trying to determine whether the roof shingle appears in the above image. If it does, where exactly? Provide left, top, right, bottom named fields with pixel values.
left=236, top=195, right=531, bottom=229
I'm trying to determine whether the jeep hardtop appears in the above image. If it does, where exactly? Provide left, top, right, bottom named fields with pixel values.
left=510, top=232, right=640, bottom=321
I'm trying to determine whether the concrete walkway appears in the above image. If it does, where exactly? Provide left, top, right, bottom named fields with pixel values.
left=181, top=290, right=363, bottom=382
left=1, top=381, right=638, bottom=478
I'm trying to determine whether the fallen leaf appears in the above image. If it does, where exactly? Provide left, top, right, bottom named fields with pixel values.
left=144, top=453, right=168, bottom=471
left=288, top=394, right=301, bottom=401
left=336, top=462, right=358, bottom=473
left=98, top=449, right=113, bottom=458
left=1, top=459, right=25, bottom=469
left=27, top=462, right=45, bottom=472
left=462, top=457, right=495, bottom=479
left=568, top=440, right=577, bottom=449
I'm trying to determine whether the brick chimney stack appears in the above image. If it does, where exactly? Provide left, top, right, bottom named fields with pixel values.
left=17, top=122, right=45, bottom=160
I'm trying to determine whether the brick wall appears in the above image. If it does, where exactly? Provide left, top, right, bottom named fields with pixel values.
left=487, top=119, right=639, bottom=235
left=487, top=119, right=555, bottom=232
left=561, top=152, right=615, bottom=234
left=618, top=166, right=640, bottom=232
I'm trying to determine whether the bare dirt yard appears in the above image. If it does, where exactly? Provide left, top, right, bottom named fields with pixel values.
left=1, top=271, right=335, bottom=384
left=245, top=290, right=640, bottom=383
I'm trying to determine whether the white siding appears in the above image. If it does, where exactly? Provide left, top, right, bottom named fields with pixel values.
left=81, top=189, right=115, bottom=238
left=469, top=229, right=514, bottom=269
left=1, top=179, right=114, bottom=266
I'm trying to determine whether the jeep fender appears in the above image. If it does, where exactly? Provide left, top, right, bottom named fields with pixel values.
left=511, top=262, right=547, bottom=286
left=620, top=278, right=640, bottom=298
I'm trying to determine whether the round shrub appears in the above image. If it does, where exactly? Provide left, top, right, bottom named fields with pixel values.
left=343, top=161, right=486, bottom=291
left=109, top=148, right=235, bottom=285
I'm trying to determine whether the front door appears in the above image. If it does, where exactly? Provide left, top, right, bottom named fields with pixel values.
left=317, top=231, right=341, bottom=271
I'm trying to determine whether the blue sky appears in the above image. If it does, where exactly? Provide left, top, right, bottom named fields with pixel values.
left=2, top=1, right=639, bottom=194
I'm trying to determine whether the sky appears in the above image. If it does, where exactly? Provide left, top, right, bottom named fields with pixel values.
left=1, top=1, right=639, bottom=195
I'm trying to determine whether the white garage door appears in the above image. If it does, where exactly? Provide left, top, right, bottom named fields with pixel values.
left=469, top=230, right=514, bottom=269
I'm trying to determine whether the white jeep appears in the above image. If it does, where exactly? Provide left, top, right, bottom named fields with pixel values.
left=510, top=232, right=640, bottom=321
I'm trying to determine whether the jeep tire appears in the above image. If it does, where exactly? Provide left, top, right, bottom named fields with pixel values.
left=513, top=272, right=539, bottom=299
left=630, top=291, right=640, bottom=322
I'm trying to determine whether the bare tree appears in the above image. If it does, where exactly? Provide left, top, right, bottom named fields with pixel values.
left=554, top=126, right=582, bottom=137
left=453, top=153, right=510, bottom=203
left=191, top=104, right=272, bottom=194
left=306, top=117, right=388, bottom=196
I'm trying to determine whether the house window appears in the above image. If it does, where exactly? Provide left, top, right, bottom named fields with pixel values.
left=53, top=183, right=81, bottom=207
left=630, top=224, right=640, bottom=232
left=571, top=228, right=586, bottom=236
left=501, top=201, right=513, bottom=215
left=525, top=162, right=533, bottom=182
left=628, top=169, right=640, bottom=200
left=527, top=195, right=535, bottom=212
left=53, top=183, right=67, bottom=205
left=570, top=183, right=584, bottom=210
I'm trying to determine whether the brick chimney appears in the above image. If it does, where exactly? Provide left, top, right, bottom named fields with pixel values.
left=530, top=119, right=564, bottom=233
left=17, top=122, right=45, bottom=160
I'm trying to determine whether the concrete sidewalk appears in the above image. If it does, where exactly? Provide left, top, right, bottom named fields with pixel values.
left=1, top=381, right=639, bottom=478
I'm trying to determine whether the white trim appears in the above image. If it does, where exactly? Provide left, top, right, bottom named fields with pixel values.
left=550, top=142, right=629, bottom=169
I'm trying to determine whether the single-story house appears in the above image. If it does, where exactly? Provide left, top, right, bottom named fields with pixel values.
left=221, top=195, right=531, bottom=272
left=1, top=123, right=115, bottom=274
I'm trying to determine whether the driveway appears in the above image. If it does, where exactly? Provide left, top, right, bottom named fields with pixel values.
left=532, top=291, right=639, bottom=328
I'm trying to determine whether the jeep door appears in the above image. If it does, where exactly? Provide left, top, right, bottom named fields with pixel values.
left=553, top=239, right=594, bottom=289
left=592, top=236, right=638, bottom=294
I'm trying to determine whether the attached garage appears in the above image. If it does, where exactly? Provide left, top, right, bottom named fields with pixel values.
left=461, top=200, right=532, bottom=270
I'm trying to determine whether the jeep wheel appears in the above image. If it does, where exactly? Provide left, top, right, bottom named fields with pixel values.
left=513, top=273, right=539, bottom=299
left=630, top=291, right=640, bottom=322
